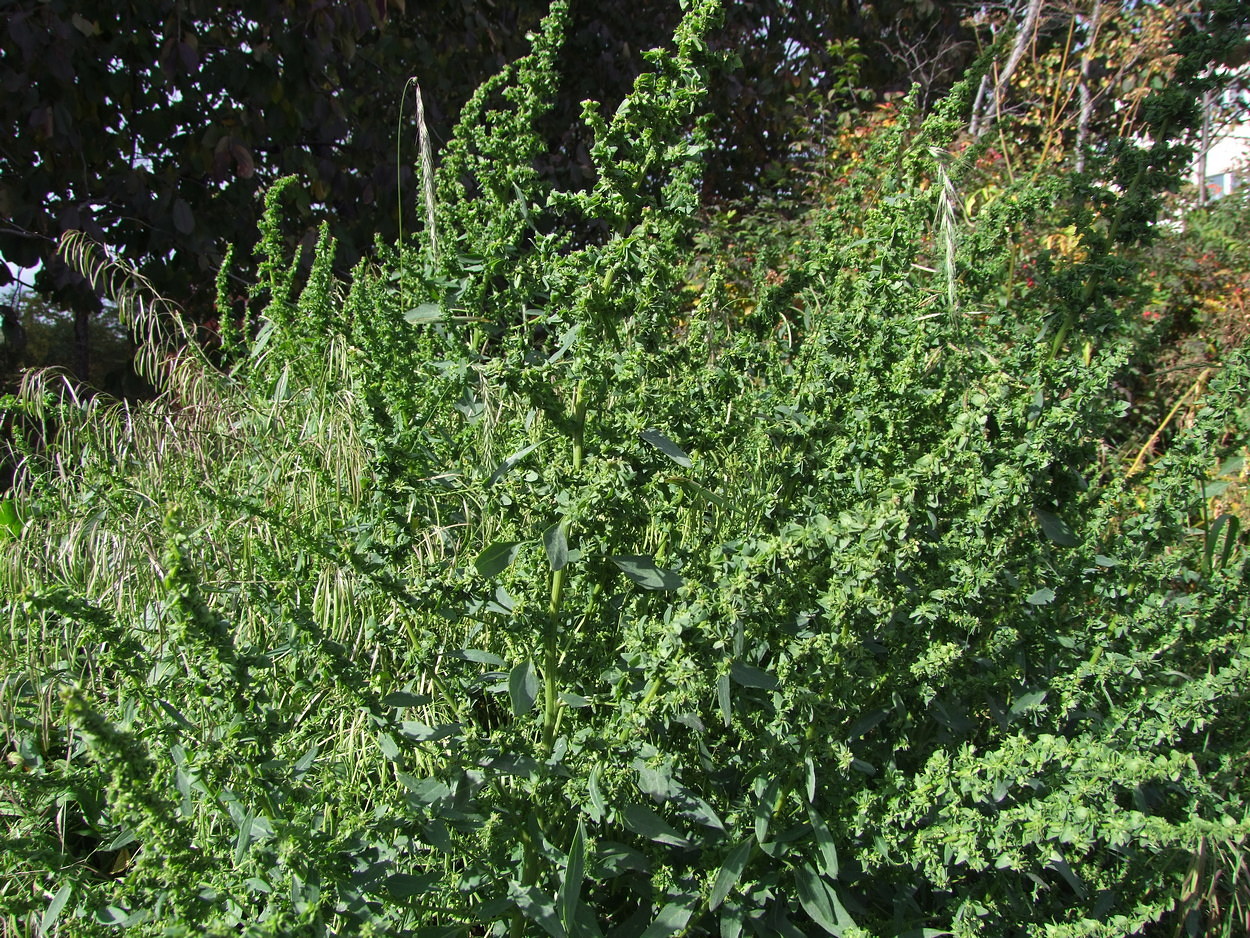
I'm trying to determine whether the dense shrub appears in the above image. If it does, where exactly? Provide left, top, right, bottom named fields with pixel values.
left=2, top=2, right=1247, bottom=936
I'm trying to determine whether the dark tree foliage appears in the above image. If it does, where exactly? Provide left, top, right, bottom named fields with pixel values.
left=0, top=0, right=965, bottom=378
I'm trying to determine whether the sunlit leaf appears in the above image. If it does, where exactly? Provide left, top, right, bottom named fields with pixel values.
left=475, top=541, right=521, bottom=578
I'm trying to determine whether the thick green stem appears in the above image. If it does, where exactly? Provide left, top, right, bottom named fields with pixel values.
left=540, top=382, right=588, bottom=757
left=541, top=561, right=567, bottom=755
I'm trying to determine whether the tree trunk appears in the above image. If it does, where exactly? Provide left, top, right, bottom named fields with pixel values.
left=1075, top=0, right=1104, bottom=173
left=976, top=0, right=1046, bottom=137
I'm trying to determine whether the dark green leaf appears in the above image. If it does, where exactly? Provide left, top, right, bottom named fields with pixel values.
left=754, top=778, right=779, bottom=846
left=172, top=197, right=194, bottom=234
left=544, top=522, right=569, bottom=572
left=595, top=841, right=651, bottom=876
left=709, top=840, right=753, bottom=910
left=730, top=661, right=778, bottom=690
left=622, top=805, right=692, bottom=847
left=509, top=661, right=538, bottom=716
left=846, top=707, right=888, bottom=739
left=794, top=864, right=840, bottom=935
left=560, top=820, right=587, bottom=934
left=1036, top=509, right=1078, bottom=547
left=638, top=901, right=694, bottom=938
left=95, top=906, right=128, bottom=925
left=399, top=776, right=451, bottom=803
left=681, top=796, right=725, bottom=832
left=475, top=541, right=521, bottom=578
left=547, top=324, right=581, bottom=364
left=378, top=733, right=400, bottom=761
left=105, top=829, right=137, bottom=851
left=613, top=555, right=684, bottom=590
left=1009, top=689, right=1048, bottom=717
left=386, top=872, right=438, bottom=899
left=588, top=767, right=606, bottom=823
left=641, top=428, right=692, bottom=467
left=717, top=672, right=732, bottom=726
left=155, top=698, right=197, bottom=732
left=509, top=882, right=567, bottom=938
left=806, top=805, right=840, bottom=880
left=293, top=746, right=318, bottom=775
left=665, top=475, right=728, bottom=508
left=719, top=903, right=746, bottom=938
left=234, top=812, right=253, bottom=866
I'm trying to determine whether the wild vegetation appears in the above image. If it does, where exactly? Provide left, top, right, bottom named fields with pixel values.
left=2, top=1, right=1249, bottom=936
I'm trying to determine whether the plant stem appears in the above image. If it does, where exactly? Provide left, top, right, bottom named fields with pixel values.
left=540, top=381, right=588, bottom=757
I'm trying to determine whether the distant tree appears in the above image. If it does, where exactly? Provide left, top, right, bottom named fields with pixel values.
left=0, top=0, right=967, bottom=382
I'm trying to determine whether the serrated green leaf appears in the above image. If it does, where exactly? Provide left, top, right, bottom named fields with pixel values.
left=1026, top=587, right=1056, bottom=605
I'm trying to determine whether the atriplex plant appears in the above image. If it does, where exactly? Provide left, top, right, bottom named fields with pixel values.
left=2, top=1, right=1248, bottom=936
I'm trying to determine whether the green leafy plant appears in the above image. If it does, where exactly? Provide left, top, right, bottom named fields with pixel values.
left=2, top=2, right=1248, bottom=937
